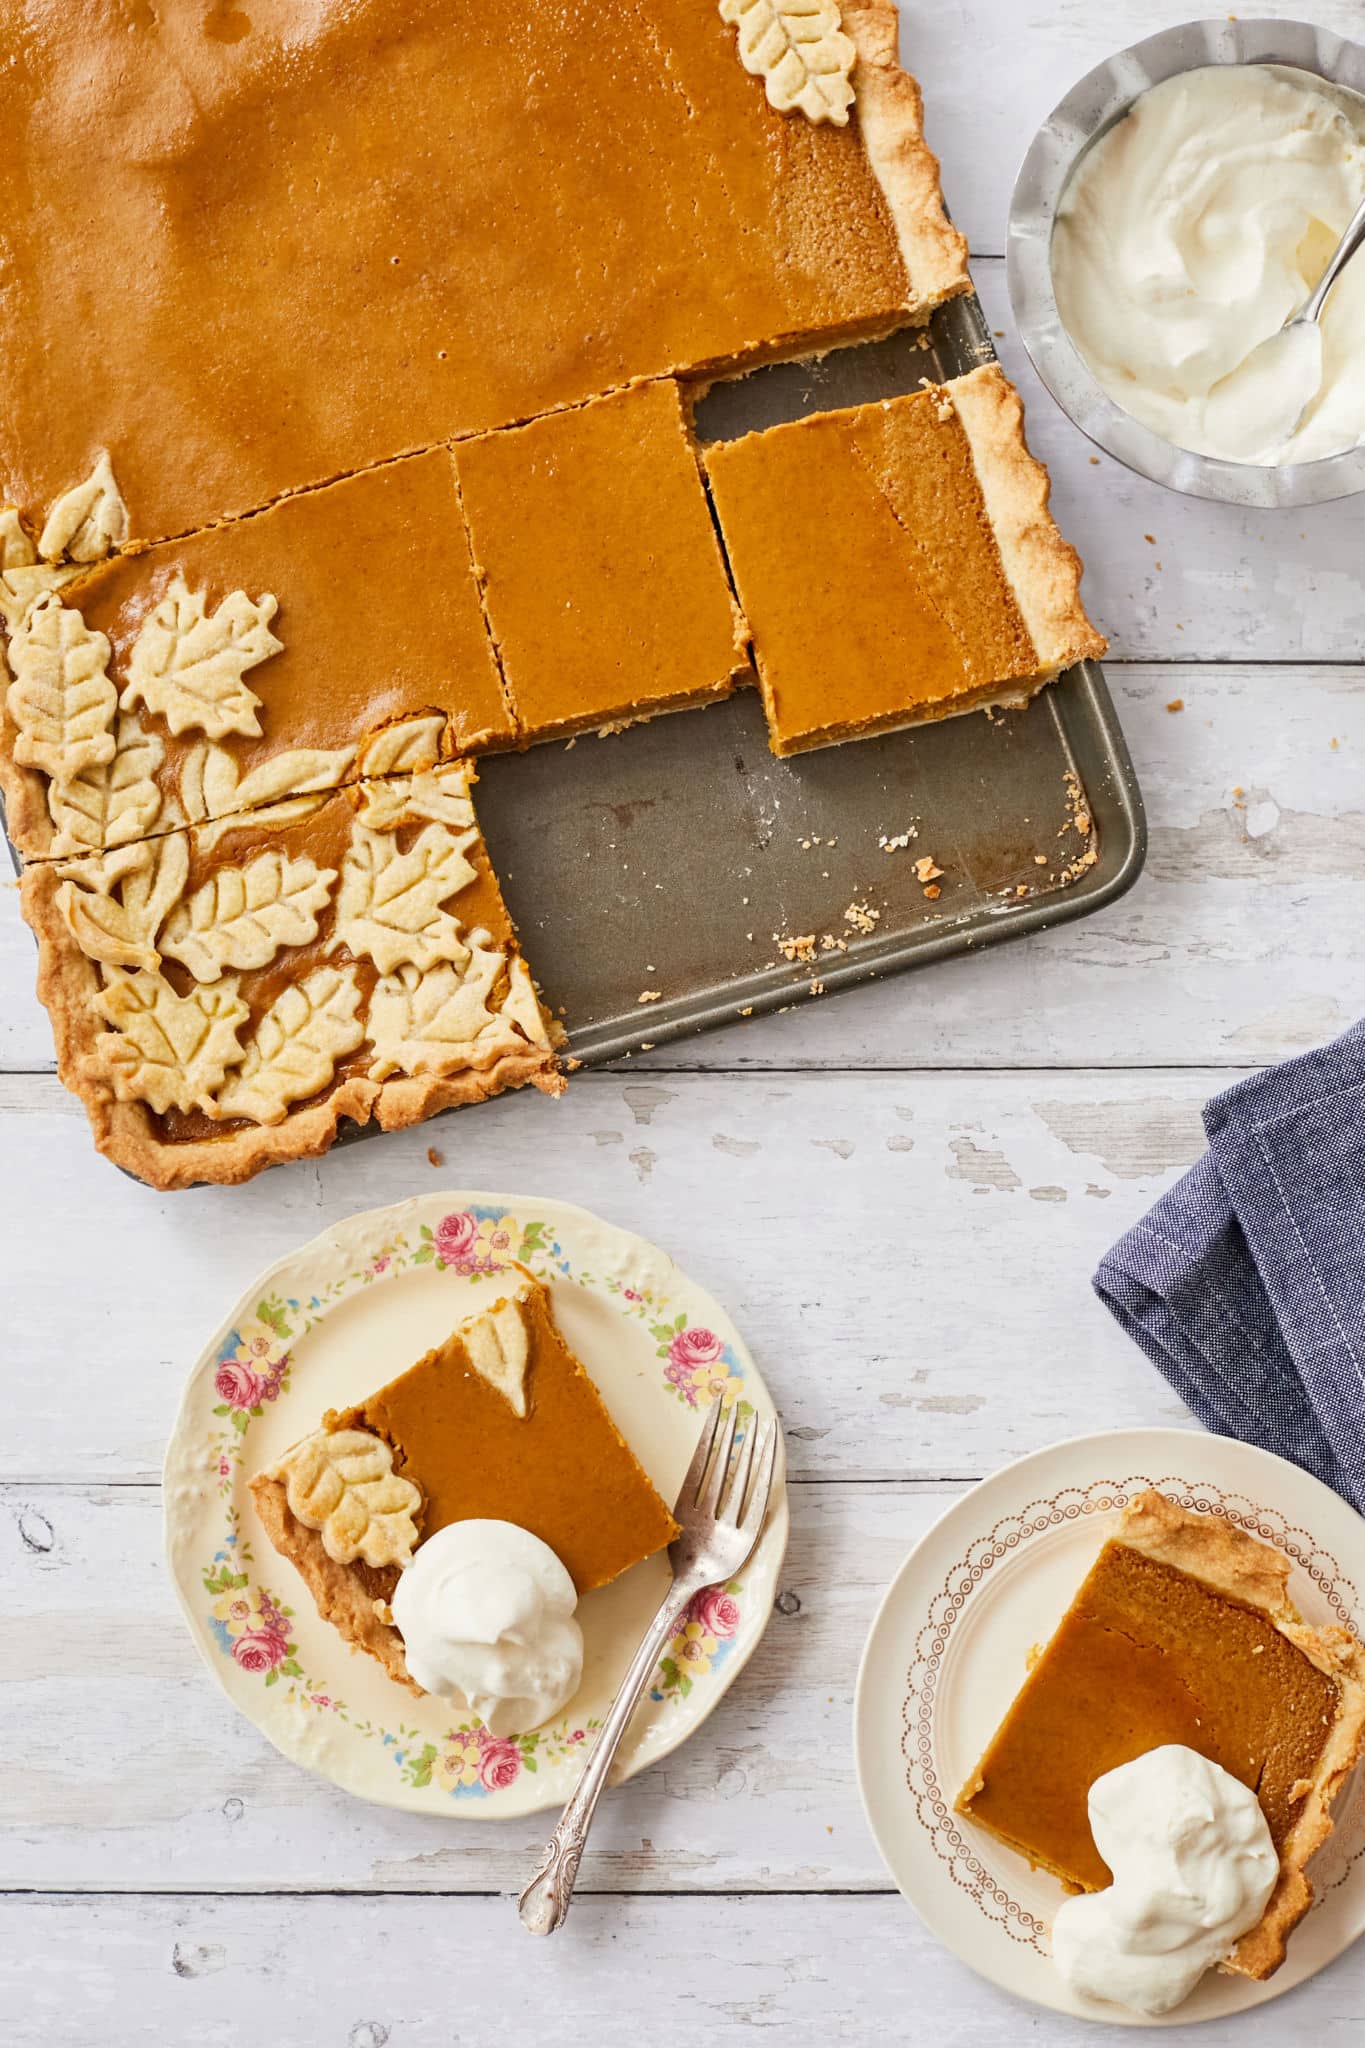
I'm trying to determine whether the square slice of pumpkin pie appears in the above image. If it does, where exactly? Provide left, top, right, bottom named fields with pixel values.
left=20, top=761, right=561, bottom=1188
left=249, top=1275, right=680, bottom=1696
left=703, top=364, right=1107, bottom=755
left=0, top=448, right=515, bottom=862
left=453, top=380, right=751, bottom=742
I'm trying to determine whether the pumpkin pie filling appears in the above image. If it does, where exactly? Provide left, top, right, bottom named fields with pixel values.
left=249, top=1277, right=680, bottom=1693
left=455, top=381, right=750, bottom=741
left=0, top=0, right=964, bottom=546
left=955, top=1490, right=1365, bottom=1980
left=704, top=365, right=1106, bottom=754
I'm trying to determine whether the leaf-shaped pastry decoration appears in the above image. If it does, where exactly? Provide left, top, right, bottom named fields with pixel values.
left=267, top=1428, right=422, bottom=1568
left=160, top=850, right=336, bottom=981
left=330, top=821, right=478, bottom=974
left=719, top=0, right=856, bottom=125
left=90, top=969, right=248, bottom=1114
left=367, top=944, right=508, bottom=1080
left=178, top=738, right=357, bottom=825
left=7, top=596, right=117, bottom=782
left=357, top=714, right=448, bottom=778
left=210, top=965, right=364, bottom=1125
left=0, top=508, right=35, bottom=572
left=353, top=765, right=477, bottom=834
left=0, top=561, right=85, bottom=635
left=194, top=793, right=329, bottom=858
left=122, top=576, right=282, bottom=739
left=38, top=452, right=129, bottom=563
left=56, top=833, right=189, bottom=971
left=46, top=712, right=165, bottom=858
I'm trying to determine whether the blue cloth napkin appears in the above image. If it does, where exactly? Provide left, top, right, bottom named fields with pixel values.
left=1094, top=1020, right=1365, bottom=1513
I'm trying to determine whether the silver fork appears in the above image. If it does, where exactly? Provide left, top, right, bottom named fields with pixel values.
left=517, top=1400, right=778, bottom=1934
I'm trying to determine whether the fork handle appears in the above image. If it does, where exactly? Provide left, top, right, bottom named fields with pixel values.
left=518, top=1580, right=693, bottom=1935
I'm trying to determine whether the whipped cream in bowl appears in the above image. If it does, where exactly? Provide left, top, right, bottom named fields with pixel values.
left=393, top=1519, right=584, bottom=1737
left=1009, top=19, right=1365, bottom=505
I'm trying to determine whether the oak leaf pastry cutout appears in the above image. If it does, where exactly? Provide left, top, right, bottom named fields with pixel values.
left=330, top=821, right=479, bottom=974
left=718, top=0, right=856, bottom=126
left=0, top=511, right=84, bottom=634
left=90, top=969, right=249, bottom=1114
left=160, top=850, right=337, bottom=981
left=366, top=940, right=507, bottom=1080
left=7, top=595, right=117, bottom=783
left=353, top=768, right=477, bottom=834
left=266, top=1428, right=422, bottom=1569
left=211, top=964, right=365, bottom=1124
left=46, top=711, right=165, bottom=859
left=178, top=738, right=357, bottom=829
left=356, top=713, right=449, bottom=778
left=122, top=576, right=283, bottom=739
left=461, top=1288, right=533, bottom=1418
left=55, top=833, right=189, bottom=971
left=38, top=452, right=129, bottom=563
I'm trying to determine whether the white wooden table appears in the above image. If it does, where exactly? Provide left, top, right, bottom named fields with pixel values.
left=5, top=4, right=1365, bottom=2039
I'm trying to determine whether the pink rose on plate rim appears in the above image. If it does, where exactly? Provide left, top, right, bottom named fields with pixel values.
left=478, top=1737, right=522, bottom=1791
left=434, top=1211, right=479, bottom=1268
left=232, top=1627, right=289, bottom=1674
left=215, top=1358, right=268, bottom=1409
left=667, top=1327, right=725, bottom=1372
left=691, top=1587, right=740, bottom=1640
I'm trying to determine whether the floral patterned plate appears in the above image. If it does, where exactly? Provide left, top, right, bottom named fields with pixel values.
left=164, top=1191, right=788, bottom=1817
left=854, top=1428, right=1365, bottom=2026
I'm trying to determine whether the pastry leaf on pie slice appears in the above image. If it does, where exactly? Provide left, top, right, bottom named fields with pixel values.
left=56, top=833, right=189, bottom=971
left=46, top=712, right=165, bottom=858
left=366, top=943, right=509, bottom=1079
left=268, top=1428, right=422, bottom=1568
left=37, top=452, right=129, bottom=563
left=718, top=0, right=857, bottom=126
left=330, top=821, right=479, bottom=973
left=160, top=850, right=337, bottom=981
left=91, top=969, right=249, bottom=1114
left=122, top=576, right=282, bottom=739
left=354, top=768, right=478, bottom=834
left=178, top=737, right=357, bottom=824
left=210, top=964, right=365, bottom=1124
left=6, top=595, right=117, bottom=782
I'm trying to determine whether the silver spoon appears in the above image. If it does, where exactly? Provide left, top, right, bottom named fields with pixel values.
left=1205, top=188, right=1365, bottom=462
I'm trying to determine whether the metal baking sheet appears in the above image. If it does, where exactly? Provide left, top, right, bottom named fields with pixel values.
left=6, top=286, right=1145, bottom=1113
left=472, top=292, right=1146, bottom=1067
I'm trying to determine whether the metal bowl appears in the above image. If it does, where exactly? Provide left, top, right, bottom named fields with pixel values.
left=1007, top=16, right=1365, bottom=507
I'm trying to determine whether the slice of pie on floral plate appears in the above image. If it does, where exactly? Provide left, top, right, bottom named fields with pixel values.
left=164, top=1192, right=788, bottom=1816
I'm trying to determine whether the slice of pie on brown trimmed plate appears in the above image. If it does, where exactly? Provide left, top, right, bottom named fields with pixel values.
left=955, top=1489, right=1365, bottom=1980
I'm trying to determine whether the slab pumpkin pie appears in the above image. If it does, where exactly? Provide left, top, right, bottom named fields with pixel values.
left=0, top=0, right=966, bottom=547
left=0, top=451, right=514, bottom=863
left=955, top=1490, right=1365, bottom=1981
left=703, top=364, right=1106, bottom=754
left=21, top=762, right=561, bottom=1188
left=455, top=382, right=750, bottom=741
left=249, top=1276, right=680, bottom=1693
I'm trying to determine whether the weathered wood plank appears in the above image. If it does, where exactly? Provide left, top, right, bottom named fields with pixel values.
left=3, top=1479, right=927, bottom=1894
left=2, top=1891, right=1360, bottom=2047
left=4, top=667, right=1362, bottom=1078
left=0, top=1068, right=1211, bottom=1487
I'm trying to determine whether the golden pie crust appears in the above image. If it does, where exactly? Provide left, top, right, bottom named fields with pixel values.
left=0, top=0, right=966, bottom=548
left=955, top=1490, right=1365, bottom=1982
left=703, top=364, right=1106, bottom=754
left=249, top=1277, right=680, bottom=1694
left=21, top=764, right=563, bottom=1189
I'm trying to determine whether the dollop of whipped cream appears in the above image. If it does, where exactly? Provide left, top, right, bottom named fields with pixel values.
left=392, top=1520, right=583, bottom=1737
left=1051, top=1746, right=1278, bottom=2016
left=1052, top=64, right=1365, bottom=465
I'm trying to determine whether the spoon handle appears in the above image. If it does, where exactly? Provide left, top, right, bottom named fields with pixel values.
left=1304, top=188, right=1365, bottom=326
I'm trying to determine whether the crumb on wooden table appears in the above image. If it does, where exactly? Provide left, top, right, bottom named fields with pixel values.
left=426, top=1146, right=444, bottom=1168
left=1166, top=698, right=1184, bottom=713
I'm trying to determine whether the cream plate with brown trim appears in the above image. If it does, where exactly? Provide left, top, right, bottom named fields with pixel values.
left=854, top=1428, right=1365, bottom=2025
